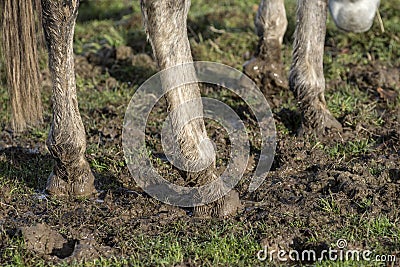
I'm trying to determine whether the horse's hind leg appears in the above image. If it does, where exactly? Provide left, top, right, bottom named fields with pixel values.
left=41, top=0, right=95, bottom=196
left=289, top=0, right=342, bottom=135
left=141, top=0, right=241, bottom=217
left=243, top=0, right=288, bottom=97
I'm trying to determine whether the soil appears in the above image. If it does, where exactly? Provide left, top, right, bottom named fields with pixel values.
left=0, top=40, right=399, bottom=265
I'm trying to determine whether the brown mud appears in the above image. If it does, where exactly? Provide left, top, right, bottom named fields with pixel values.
left=1, top=33, right=399, bottom=265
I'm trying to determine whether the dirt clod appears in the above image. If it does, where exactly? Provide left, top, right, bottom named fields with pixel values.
left=20, top=223, right=73, bottom=258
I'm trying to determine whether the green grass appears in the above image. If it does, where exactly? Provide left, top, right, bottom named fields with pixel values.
left=4, top=217, right=395, bottom=266
left=77, top=0, right=134, bottom=22
left=2, top=221, right=260, bottom=266
left=74, top=21, right=127, bottom=54
left=117, top=218, right=396, bottom=267
left=1, top=202, right=398, bottom=266
left=325, top=139, right=375, bottom=160
left=319, top=193, right=341, bottom=215
left=0, top=0, right=399, bottom=266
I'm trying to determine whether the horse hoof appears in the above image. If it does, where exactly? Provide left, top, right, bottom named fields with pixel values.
left=299, top=106, right=343, bottom=136
left=193, top=189, right=242, bottom=218
left=46, top=159, right=96, bottom=197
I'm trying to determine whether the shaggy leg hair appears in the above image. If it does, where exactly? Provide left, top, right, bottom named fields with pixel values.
left=141, top=0, right=241, bottom=217
left=289, top=0, right=342, bottom=134
left=243, top=0, right=288, bottom=96
left=41, top=0, right=95, bottom=196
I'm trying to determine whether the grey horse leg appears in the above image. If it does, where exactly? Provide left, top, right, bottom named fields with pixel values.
left=244, top=0, right=288, bottom=96
left=289, top=0, right=342, bottom=134
left=141, top=0, right=241, bottom=217
left=42, top=0, right=95, bottom=196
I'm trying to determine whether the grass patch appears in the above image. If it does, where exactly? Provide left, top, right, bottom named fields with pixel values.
left=325, top=139, right=375, bottom=159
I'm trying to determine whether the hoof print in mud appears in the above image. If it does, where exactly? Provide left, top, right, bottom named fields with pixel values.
left=19, top=223, right=112, bottom=261
left=20, top=223, right=75, bottom=259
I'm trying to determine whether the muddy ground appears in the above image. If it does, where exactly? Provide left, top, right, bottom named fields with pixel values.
left=0, top=1, right=399, bottom=266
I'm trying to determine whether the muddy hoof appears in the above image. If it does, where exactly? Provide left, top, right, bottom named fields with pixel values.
left=243, top=56, right=288, bottom=94
left=299, top=107, right=343, bottom=136
left=193, top=190, right=242, bottom=218
left=46, top=159, right=96, bottom=197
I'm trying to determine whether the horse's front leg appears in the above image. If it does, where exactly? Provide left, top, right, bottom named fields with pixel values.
left=141, top=0, right=241, bottom=217
left=243, top=0, right=288, bottom=97
left=289, top=0, right=342, bottom=135
left=42, top=0, right=95, bottom=196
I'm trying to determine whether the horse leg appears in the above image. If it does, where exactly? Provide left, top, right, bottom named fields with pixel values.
left=41, top=0, right=95, bottom=196
left=141, top=0, right=241, bottom=217
left=289, top=0, right=342, bottom=135
left=243, top=0, right=288, bottom=97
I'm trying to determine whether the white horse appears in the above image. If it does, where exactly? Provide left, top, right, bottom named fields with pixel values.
left=1, top=0, right=380, bottom=217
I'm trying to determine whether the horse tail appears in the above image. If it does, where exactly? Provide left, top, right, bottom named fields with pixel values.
left=1, top=0, right=43, bottom=131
